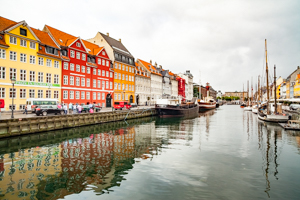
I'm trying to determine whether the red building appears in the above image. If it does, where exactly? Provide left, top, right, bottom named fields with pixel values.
left=177, top=77, right=186, bottom=99
left=44, top=25, right=114, bottom=107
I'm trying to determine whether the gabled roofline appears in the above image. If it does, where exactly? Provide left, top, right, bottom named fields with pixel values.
left=43, top=25, right=61, bottom=49
left=68, top=37, right=88, bottom=53
left=5, top=20, right=40, bottom=42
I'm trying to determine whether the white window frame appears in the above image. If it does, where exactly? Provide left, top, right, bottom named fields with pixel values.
left=30, top=55, right=35, bottom=64
left=10, top=36, right=17, bottom=44
left=81, top=91, right=85, bottom=99
left=0, top=88, right=6, bottom=98
left=46, top=73, right=52, bottom=83
left=76, top=52, right=80, bottom=59
left=70, top=50, right=75, bottom=58
left=20, top=53, right=26, bottom=63
left=82, top=66, right=85, bottom=73
left=70, top=76, right=74, bottom=85
left=76, top=77, right=80, bottom=86
left=54, top=61, right=59, bottom=68
left=20, top=39, right=27, bottom=47
left=87, top=78, right=90, bottom=87
left=64, top=62, right=68, bottom=70
left=54, top=90, right=59, bottom=99
left=30, top=42, right=36, bottom=49
left=70, top=91, right=74, bottom=99
left=81, top=78, right=85, bottom=86
left=0, top=49, right=6, bottom=59
left=54, top=74, right=59, bottom=84
left=0, top=67, right=5, bottom=79
left=70, top=63, right=74, bottom=71
left=20, top=69, right=26, bottom=81
left=82, top=53, right=86, bottom=61
left=38, top=72, right=43, bottom=82
left=63, top=91, right=68, bottom=99
left=76, top=65, right=80, bottom=72
left=29, top=89, right=35, bottom=98
left=38, top=57, right=44, bottom=65
left=46, top=59, right=52, bottom=67
left=64, top=75, right=68, bottom=85
left=76, top=91, right=80, bottom=99
left=86, top=92, right=90, bottom=100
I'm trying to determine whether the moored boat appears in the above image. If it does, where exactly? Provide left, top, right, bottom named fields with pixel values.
left=155, top=97, right=199, bottom=118
left=198, top=98, right=216, bottom=111
left=252, top=105, right=258, bottom=114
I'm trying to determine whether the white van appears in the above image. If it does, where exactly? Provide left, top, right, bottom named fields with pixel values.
left=26, top=98, right=59, bottom=113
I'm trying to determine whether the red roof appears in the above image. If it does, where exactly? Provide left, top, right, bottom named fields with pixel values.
left=0, top=16, right=18, bottom=32
left=138, top=59, right=161, bottom=76
left=44, top=25, right=78, bottom=47
left=0, top=33, right=8, bottom=47
left=31, top=27, right=59, bottom=48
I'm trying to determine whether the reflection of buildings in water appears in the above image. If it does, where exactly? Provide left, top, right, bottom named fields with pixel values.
left=0, top=145, right=62, bottom=199
left=257, top=121, right=283, bottom=198
left=199, top=109, right=215, bottom=136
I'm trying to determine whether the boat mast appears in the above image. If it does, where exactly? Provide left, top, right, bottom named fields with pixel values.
left=247, top=80, right=249, bottom=106
left=258, top=75, right=260, bottom=102
left=265, top=39, right=270, bottom=114
left=274, top=65, right=277, bottom=113
left=242, top=84, right=244, bottom=103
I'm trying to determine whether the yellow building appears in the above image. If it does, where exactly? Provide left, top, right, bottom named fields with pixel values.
left=294, top=74, right=300, bottom=97
left=87, top=32, right=135, bottom=103
left=0, top=16, right=62, bottom=111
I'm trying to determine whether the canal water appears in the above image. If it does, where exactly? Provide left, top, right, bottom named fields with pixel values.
left=0, top=105, right=299, bottom=200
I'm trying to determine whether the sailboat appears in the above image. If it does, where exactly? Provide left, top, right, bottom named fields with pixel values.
left=252, top=76, right=259, bottom=114
left=244, top=80, right=252, bottom=111
left=257, top=40, right=289, bottom=123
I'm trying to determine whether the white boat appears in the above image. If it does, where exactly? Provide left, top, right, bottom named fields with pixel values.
left=244, top=107, right=252, bottom=111
left=257, top=39, right=289, bottom=123
left=252, top=105, right=258, bottom=114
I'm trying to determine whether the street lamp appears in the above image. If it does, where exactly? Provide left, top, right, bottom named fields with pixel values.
left=11, top=77, right=16, bottom=119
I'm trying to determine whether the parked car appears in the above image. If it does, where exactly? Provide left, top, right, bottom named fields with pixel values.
left=130, top=103, right=138, bottom=108
left=114, top=101, right=131, bottom=110
left=290, top=104, right=300, bottom=111
left=36, top=105, right=64, bottom=116
left=81, top=105, right=102, bottom=113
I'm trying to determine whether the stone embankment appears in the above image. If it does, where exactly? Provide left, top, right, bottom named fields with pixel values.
left=0, top=109, right=156, bottom=138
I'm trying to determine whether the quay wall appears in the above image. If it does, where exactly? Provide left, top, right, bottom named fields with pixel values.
left=0, top=109, right=157, bottom=139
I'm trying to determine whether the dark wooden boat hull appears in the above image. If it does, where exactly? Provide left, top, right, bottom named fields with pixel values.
left=155, top=104, right=199, bottom=118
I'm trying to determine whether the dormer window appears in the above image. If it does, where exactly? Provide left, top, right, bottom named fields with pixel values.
left=61, top=50, right=68, bottom=56
left=20, top=28, right=27, bottom=36
left=76, top=42, right=81, bottom=47
left=46, top=46, right=58, bottom=55
left=102, top=51, right=105, bottom=55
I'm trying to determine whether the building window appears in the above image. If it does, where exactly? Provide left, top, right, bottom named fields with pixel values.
left=87, top=67, right=90, bottom=74
left=29, top=55, right=35, bottom=64
left=102, top=81, right=105, bottom=89
left=118, top=94, right=121, bottom=100
left=114, top=83, right=117, bottom=89
left=81, top=91, right=85, bottom=99
left=122, top=65, right=125, bottom=70
left=9, top=88, right=16, bottom=98
left=114, top=94, right=117, bottom=100
left=102, top=93, right=105, bottom=100
left=115, top=73, right=117, bottom=79
left=54, top=74, right=59, bottom=84
left=70, top=91, right=74, bottom=99
left=20, top=28, right=27, bottom=36
left=119, top=64, right=121, bottom=70
left=70, top=76, right=74, bottom=85
left=126, top=66, right=128, bottom=71
left=20, top=53, right=27, bottom=63
left=76, top=42, right=81, bottom=47
left=70, top=63, right=74, bottom=71
left=114, top=63, right=117, bottom=69
left=0, top=67, right=5, bottom=79
left=129, top=85, right=131, bottom=91
left=129, top=67, right=131, bottom=73
left=20, top=39, right=27, bottom=47
left=102, top=59, right=105, bottom=65
left=106, top=81, right=109, bottom=89
left=54, top=61, right=59, bottom=68
left=110, top=72, right=113, bottom=78
left=93, top=68, right=96, bottom=75
left=97, top=92, right=100, bottom=100
left=126, top=75, right=128, bottom=81
left=0, top=88, right=5, bottom=98
left=102, top=70, right=105, bottom=76
left=63, top=91, right=68, bottom=99
left=30, top=42, right=36, bottom=49
left=38, top=57, right=44, bottom=65
left=118, top=83, right=121, bottom=90
left=92, top=79, right=96, bottom=88
left=126, top=84, right=128, bottom=91
left=110, top=82, right=112, bottom=89
left=0, top=49, right=5, bottom=59
left=76, top=77, right=80, bottom=86
left=98, top=80, right=100, bottom=88
left=82, top=53, right=86, bottom=61
left=93, top=92, right=96, bottom=100
left=10, top=68, right=16, bottom=80
left=9, top=104, right=16, bottom=111
left=46, top=59, right=52, bottom=67
left=29, top=89, right=35, bottom=98
left=10, top=36, right=17, bottom=44
left=98, top=58, right=101, bottom=65
left=106, top=61, right=109, bottom=67
left=76, top=65, right=80, bottom=72
left=81, top=78, right=85, bottom=86
left=46, top=73, right=51, bottom=83
left=46, top=90, right=51, bottom=98
left=98, top=69, right=101, bottom=75
left=54, top=91, right=59, bottom=98
left=119, top=73, right=121, bottom=79
left=82, top=66, right=85, bottom=73
left=106, top=71, right=109, bottom=77
left=87, top=79, right=90, bottom=87
left=64, top=62, right=68, bottom=70
left=10, top=51, right=17, bottom=61
left=76, top=91, right=79, bottom=99
left=63, top=75, right=68, bottom=85
left=20, top=69, right=26, bottom=81
left=122, top=74, right=124, bottom=80
left=70, top=50, right=75, bottom=58
left=38, top=72, right=43, bottom=82
left=132, top=85, right=134, bottom=91
left=38, top=90, right=43, bottom=98
left=76, top=52, right=80, bottom=59
left=86, top=92, right=90, bottom=100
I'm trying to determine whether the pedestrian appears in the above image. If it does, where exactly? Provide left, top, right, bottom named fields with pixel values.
left=69, top=103, right=73, bottom=114
left=89, top=108, right=94, bottom=113
left=73, top=104, right=77, bottom=114
left=57, top=102, right=62, bottom=109
left=78, top=104, right=82, bottom=113
left=23, top=105, right=28, bottom=115
left=76, top=102, right=79, bottom=113
left=63, top=104, right=68, bottom=114
left=89, top=102, right=93, bottom=112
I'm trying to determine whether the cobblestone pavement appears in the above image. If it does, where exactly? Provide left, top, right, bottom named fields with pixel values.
left=0, top=106, right=154, bottom=120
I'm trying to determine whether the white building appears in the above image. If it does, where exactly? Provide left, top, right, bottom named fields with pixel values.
left=135, top=62, right=151, bottom=105
left=170, top=71, right=178, bottom=98
left=137, top=59, right=162, bottom=105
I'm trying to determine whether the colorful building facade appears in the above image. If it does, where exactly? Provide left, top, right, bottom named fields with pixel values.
left=0, top=17, right=62, bottom=111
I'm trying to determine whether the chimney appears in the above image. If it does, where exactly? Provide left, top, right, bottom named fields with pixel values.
left=159, top=65, right=162, bottom=69
left=298, top=66, right=300, bottom=69
left=155, top=62, right=157, bottom=67
left=119, top=38, right=121, bottom=43
left=150, top=60, right=152, bottom=64
left=107, top=33, right=109, bottom=37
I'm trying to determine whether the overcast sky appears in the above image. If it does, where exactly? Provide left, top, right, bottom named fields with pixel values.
left=1, top=0, right=299, bottom=92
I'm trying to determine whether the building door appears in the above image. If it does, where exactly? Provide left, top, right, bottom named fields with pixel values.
left=130, top=95, right=133, bottom=103
left=106, top=94, right=112, bottom=107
